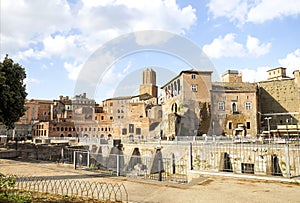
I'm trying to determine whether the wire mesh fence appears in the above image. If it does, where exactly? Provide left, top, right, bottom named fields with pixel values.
left=15, top=175, right=128, bottom=202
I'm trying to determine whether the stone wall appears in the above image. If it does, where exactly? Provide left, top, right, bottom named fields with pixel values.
left=259, top=78, right=300, bottom=130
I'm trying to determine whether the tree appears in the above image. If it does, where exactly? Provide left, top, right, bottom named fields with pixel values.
left=0, top=55, right=27, bottom=130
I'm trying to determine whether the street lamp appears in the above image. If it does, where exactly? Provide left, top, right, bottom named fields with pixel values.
left=264, top=117, right=272, bottom=145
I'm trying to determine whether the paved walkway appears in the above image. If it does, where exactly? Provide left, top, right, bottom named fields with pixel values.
left=1, top=159, right=300, bottom=203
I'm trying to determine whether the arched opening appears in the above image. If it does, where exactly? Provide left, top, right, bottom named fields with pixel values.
left=232, top=102, right=237, bottom=113
left=171, top=103, right=178, bottom=113
left=68, top=134, right=72, bottom=137
left=60, top=134, right=64, bottom=137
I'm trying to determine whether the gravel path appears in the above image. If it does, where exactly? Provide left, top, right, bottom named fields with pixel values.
left=1, top=158, right=299, bottom=203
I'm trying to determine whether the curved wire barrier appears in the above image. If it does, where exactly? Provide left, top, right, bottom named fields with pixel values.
left=14, top=175, right=128, bottom=202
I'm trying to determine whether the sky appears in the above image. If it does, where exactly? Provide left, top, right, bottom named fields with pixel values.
left=1, top=0, right=300, bottom=103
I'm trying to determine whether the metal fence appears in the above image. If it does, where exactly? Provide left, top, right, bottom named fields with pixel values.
left=88, top=153, right=188, bottom=183
left=191, top=142, right=300, bottom=178
left=61, top=147, right=188, bottom=184
left=15, top=175, right=128, bottom=202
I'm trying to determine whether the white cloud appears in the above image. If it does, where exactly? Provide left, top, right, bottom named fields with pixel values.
left=278, top=49, right=300, bottom=77
left=240, top=66, right=270, bottom=82
left=246, top=36, right=271, bottom=57
left=207, top=0, right=300, bottom=24
left=13, top=49, right=47, bottom=61
left=1, top=0, right=197, bottom=71
left=247, top=0, right=300, bottom=23
left=1, top=0, right=72, bottom=54
left=207, top=0, right=248, bottom=24
left=203, top=34, right=270, bottom=58
left=64, top=62, right=83, bottom=81
left=203, top=33, right=245, bottom=58
left=24, top=78, right=40, bottom=85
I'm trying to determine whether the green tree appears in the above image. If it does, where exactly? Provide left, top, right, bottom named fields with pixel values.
left=0, top=55, right=27, bottom=129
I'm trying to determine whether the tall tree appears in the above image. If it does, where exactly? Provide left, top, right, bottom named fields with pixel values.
left=0, top=55, right=27, bottom=129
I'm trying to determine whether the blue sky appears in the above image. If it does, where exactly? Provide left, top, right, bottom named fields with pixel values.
left=1, top=0, right=300, bottom=103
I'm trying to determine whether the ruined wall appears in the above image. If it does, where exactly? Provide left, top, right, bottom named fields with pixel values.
left=259, top=78, right=300, bottom=129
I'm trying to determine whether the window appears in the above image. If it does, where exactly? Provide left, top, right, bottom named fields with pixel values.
left=245, top=102, right=251, bottom=110
left=231, top=102, right=237, bottom=113
left=191, top=74, right=196, bottom=79
left=129, top=124, right=134, bottom=133
left=246, top=122, right=251, bottom=129
left=110, top=102, right=113, bottom=106
left=136, top=128, right=141, bottom=135
left=110, top=116, right=113, bottom=120
left=122, top=128, right=127, bottom=135
left=101, top=116, right=104, bottom=120
left=228, top=122, right=232, bottom=130
left=191, top=85, right=197, bottom=92
left=218, top=102, right=225, bottom=111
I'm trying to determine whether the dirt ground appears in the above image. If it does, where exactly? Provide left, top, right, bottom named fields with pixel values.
left=0, top=158, right=299, bottom=203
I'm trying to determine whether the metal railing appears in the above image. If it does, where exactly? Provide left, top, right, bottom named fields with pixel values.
left=191, top=142, right=300, bottom=178
left=15, top=175, right=128, bottom=202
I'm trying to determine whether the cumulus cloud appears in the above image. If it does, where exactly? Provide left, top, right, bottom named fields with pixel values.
left=64, top=62, right=83, bottom=81
left=247, top=0, right=300, bottom=23
left=246, top=36, right=271, bottom=57
left=278, top=49, right=300, bottom=76
left=1, top=0, right=72, bottom=55
left=207, top=0, right=300, bottom=24
left=240, top=66, right=270, bottom=82
left=1, top=0, right=197, bottom=63
left=207, top=0, right=248, bottom=24
left=203, top=33, right=245, bottom=58
left=203, top=34, right=270, bottom=58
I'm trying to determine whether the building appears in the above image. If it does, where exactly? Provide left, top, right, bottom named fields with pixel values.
left=211, top=82, right=258, bottom=137
left=160, top=69, right=212, bottom=137
left=18, top=99, right=53, bottom=124
left=94, top=69, right=162, bottom=139
left=32, top=120, right=76, bottom=138
left=259, top=68, right=300, bottom=137
left=139, top=68, right=158, bottom=97
left=211, top=70, right=259, bottom=137
left=51, top=95, right=73, bottom=121
left=267, top=67, right=290, bottom=81
left=221, top=70, right=242, bottom=83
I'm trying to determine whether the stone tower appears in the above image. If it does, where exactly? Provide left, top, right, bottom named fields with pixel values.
left=139, top=68, right=158, bottom=97
left=221, top=70, right=242, bottom=83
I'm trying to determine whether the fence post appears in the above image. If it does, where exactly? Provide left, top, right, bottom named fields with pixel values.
left=285, top=144, right=291, bottom=178
left=87, top=151, right=90, bottom=167
left=189, top=143, right=193, bottom=170
left=158, top=159, right=162, bottom=181
left=117, top=154, right=120, bottom=176
left=172, top=153, right=176, bottom=174
left=61, top=147, right=64, bottom=161
left=74, top=151, right=77, bottom=170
